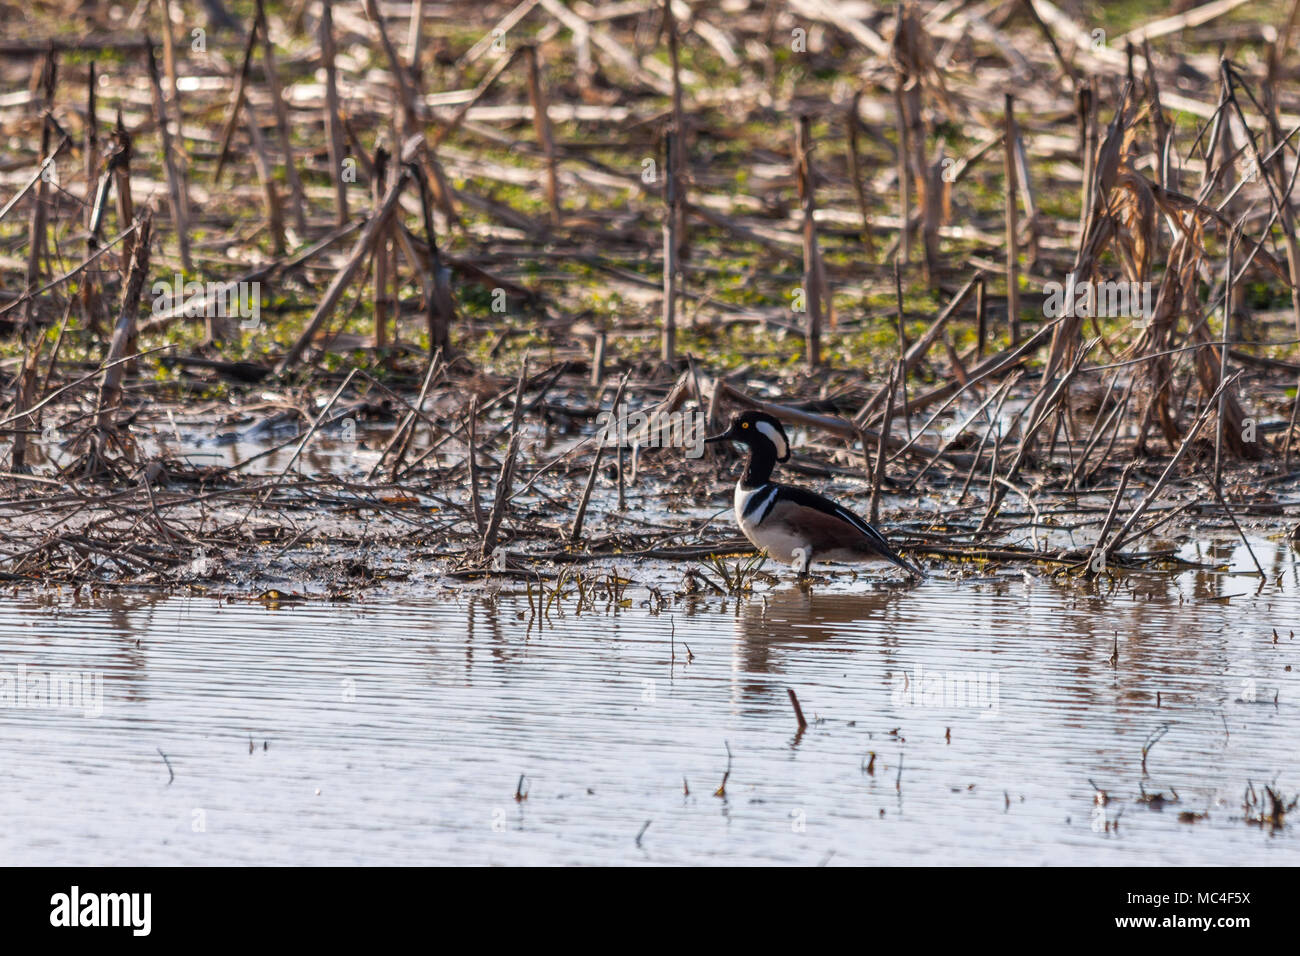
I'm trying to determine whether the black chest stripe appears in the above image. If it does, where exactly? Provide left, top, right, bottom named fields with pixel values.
left=743, top=485, right=780, bottom=523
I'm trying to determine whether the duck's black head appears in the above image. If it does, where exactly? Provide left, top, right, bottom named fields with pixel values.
left=705, top=410, right=791, bottom=463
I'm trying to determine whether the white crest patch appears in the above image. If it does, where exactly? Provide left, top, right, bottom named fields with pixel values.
left=755, top=420, right=788, bottom=459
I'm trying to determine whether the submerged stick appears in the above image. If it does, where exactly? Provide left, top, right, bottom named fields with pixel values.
left=157, top=748, right=174, bottom=785
left=787, top=688, right=808, bottom=731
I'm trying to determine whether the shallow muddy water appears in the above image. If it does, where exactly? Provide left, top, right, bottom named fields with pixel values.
left=1, top=537, right=1297, bottom=865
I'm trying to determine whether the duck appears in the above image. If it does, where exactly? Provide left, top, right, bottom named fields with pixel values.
left=704, top=410, right=922, bottom=579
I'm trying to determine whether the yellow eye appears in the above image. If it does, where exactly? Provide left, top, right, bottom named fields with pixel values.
left=741, top=422, right=749, bottom=429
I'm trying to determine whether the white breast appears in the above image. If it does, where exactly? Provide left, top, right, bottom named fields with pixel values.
left=734, top=482, right=773, bottom=532
left=733, top=482, right=805, bottom=564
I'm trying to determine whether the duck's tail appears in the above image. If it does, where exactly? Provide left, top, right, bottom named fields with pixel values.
left=886, top=548, right=926, bottom=580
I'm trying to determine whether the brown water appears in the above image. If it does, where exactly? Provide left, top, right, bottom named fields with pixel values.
left=1, top=537, right=1297, bottom=865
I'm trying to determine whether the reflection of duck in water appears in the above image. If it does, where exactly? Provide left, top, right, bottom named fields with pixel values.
left=704, top=411, right=922, bottom=580
left=733, top=588, right=899, bottom=681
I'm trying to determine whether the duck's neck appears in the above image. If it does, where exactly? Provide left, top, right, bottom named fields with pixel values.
left=741, top=444, right=777, bottom=488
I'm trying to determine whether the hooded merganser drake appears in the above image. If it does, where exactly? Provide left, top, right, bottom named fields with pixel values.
left=705, top=410, right=922, bottom=579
